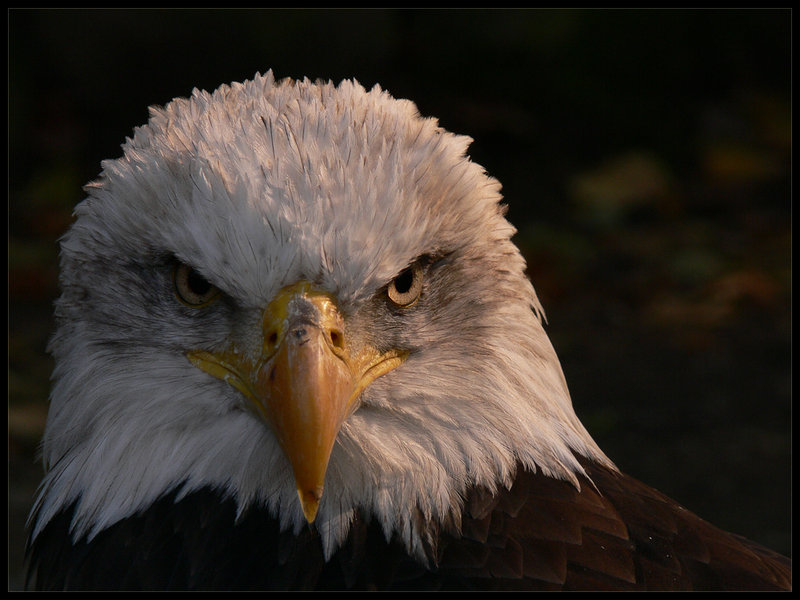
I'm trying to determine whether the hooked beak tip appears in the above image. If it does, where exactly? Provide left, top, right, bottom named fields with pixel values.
left=299, top=487, right=323, bottom=523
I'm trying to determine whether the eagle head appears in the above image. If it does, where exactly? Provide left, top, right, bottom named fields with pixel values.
left=31, top=71, right=609, bottom=561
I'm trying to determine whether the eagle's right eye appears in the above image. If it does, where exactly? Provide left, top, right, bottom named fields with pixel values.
left=174, top=263, right=220, bottom=307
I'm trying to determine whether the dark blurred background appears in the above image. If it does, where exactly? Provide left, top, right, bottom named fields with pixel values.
left=8, top=8, right=791, bottom=589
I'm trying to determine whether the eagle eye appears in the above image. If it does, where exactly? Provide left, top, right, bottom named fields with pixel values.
left=174, top=263, right=220, bottom=307
left=387, top=262, right=423, bottom=307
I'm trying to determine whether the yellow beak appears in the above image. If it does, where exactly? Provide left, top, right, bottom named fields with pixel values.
left=187, top=282, right=406, bottom=523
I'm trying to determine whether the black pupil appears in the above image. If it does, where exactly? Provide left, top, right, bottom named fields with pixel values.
left=394, top=268, right=414, bottom=294
left=187, top=270, right=211, bottom=296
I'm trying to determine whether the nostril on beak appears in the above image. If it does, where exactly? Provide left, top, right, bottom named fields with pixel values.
left=328, top=328, right=344, bottom=350
left=267, top=331, right=278, bottom=348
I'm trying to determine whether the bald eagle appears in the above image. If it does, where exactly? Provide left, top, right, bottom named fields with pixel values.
left=26, top=72, right=790, bottom=591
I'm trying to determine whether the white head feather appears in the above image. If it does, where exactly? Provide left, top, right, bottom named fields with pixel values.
left=31, top=71, right=612, bottom=561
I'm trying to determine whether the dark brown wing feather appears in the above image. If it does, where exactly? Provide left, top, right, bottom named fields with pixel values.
left=433, top=457, right=791, bottom=590
left=26, top=460, right=791, bottom=590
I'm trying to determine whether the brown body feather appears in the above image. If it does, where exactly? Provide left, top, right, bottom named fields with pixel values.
left=26, top=457, right=791, bottom=590
left=434, top=457, right=791, bottom=590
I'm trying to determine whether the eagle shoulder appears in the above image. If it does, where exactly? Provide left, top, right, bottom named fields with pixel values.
left=26, top=461, right=791, bottom=591
left=433, top=458, right=792, bottom=590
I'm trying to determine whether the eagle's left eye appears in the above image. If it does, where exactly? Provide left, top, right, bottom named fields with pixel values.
left=387, top=262, right=423, bottom=308
left=174, top=263, right=220, bottom=307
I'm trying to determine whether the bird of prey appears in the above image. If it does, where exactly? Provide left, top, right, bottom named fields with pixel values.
left=26, top=71, right=790, bottom=591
